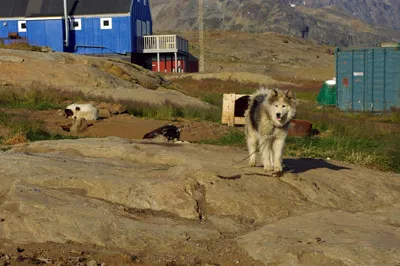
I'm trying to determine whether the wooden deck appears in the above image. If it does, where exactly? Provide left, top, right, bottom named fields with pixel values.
left=139, top=35, right=189, bottom=54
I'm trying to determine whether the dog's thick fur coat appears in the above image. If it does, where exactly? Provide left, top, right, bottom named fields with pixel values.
left=64, top=103, right=99, bottom=121
left=143, top=124, right=181, bottom=141
left=244, top=88, right=296, bottom=172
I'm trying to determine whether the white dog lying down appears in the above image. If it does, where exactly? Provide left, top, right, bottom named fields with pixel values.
left=64, top=103, right=99, bottom=121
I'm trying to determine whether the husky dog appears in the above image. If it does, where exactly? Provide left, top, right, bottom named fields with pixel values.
left=64, top=103, right=99, bottom=121
left=143, top=124, right=181, bottom=141
left=244, top=88, right=296, bottom=172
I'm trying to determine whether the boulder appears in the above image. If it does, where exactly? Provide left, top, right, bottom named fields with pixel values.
left=0, top=137, right=399, bottom=264
left=70, top=118, right=88, bottom=134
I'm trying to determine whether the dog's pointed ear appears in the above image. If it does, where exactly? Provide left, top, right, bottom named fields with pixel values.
left=271, top=89, right=278, bottom=97
left=285, top=90, right=295, bottom=99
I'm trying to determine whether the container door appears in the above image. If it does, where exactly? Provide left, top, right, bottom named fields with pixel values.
left=336, top=51, right=353, bottom=110
left=385, top=49, right=400, bottom=111
left=365, top=50, right=374, bottom=111
left=352, top=51, right=366, bottom=111
left=371, top=49, right=386, bottom=111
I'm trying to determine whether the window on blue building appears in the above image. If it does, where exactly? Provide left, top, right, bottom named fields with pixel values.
left=70, top=18, right=82, bottom=30
left=18, top=21, right=27, bottom=32
left=100, top=18, right=112, bottom=30
left=136, top=20, right=142, bottom=36
left=146, top=21, right=150, bottom=35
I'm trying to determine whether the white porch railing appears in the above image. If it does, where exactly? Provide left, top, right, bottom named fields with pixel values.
left=139, top=35, right=189, bottom=53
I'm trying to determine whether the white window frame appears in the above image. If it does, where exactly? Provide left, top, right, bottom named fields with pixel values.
left=70, top=18, right=82, bottom=31
left=100, top=18, right=112, bottom=30
left=18, top=21, right=27, bottom=32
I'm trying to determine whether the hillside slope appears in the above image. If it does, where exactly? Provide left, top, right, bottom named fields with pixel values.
left=292, top=0, right=400, bottom=31
left=0, top=49, right=207, bottom=107
left=151, top=0, right=400, bottom=46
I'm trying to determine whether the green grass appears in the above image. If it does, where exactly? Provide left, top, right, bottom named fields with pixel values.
left=199, top=130, right=400, bottom=173
left=1, top=78, right=399, bottom=173
left=0, top=42, right=42, bottom=52
left=200, top=130, right=246, bottom=146
left=285, top=136, right=400, bottom=172
left=197, top=103, right=400, bottom=173
left=0, top=83, right=86, bottom=110
left=174, top=76, right=400, bottom=172
left=0, top=111, right=78, bottom=145
left=171, top=77, right=260, bottom=107
left=295, top=91, right=319, bottom=101
left=0, top=82, right=221, bottom=122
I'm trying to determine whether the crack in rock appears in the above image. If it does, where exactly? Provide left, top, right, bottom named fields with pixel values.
left=192, top=182, right=206, bottom=221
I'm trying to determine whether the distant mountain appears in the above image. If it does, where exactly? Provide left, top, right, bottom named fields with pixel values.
left=150, top=0, right=400, bottom=47
left=291, top=0, right=400, bottom=31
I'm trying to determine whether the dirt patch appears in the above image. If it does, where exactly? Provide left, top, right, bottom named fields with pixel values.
left=2, top=108, right=233, bottom=143
left=0, top=238, right=260, bottom=266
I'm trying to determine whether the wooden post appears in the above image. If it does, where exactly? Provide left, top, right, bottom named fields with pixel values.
left=198, top=0, right=204, bottom=72
left=174, top=52, right=178, bottom=73
left=222, top=94, right=236, bottom=126
left=157, top=52, right=160, bottom=72
left=156, top=35, right=160, bottom=72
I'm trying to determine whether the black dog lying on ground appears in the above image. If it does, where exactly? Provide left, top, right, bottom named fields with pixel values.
left=143, top=125, right=181, bottom=141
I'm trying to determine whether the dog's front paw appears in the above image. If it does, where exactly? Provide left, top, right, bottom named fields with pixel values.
left=249, top=157, right=256, bottom=167
left=264, top=165, right=274, bottom=171
left=273, top=165, right=283, bottom=172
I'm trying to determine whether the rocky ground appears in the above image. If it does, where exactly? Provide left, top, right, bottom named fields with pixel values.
left=0, top=137, right=399, bottom=265
left=1, top=32, right=399, bottom=266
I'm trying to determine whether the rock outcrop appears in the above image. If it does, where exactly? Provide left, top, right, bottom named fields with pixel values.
left=0, top=137, right=399, bottom=265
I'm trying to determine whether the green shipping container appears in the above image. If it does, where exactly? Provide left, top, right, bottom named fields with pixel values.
left=336, top=46, right=400, bottom=111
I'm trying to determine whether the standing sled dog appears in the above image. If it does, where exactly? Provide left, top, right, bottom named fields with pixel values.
left=244, top=88, right=296, bottom=172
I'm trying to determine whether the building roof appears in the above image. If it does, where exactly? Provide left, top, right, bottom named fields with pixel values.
left=0, top=0, right=30, bottom=18
left=0, top=0, right=133, bottom=18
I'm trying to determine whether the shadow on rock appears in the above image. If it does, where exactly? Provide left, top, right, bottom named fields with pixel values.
left=283, top=158, right=351, bottom=174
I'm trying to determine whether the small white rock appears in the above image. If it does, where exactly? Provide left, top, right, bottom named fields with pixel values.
left=87, top=260, right=97, bottom=266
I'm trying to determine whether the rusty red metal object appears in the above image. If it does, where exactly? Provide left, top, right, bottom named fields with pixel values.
left=288, top=119, right=312, bottom=137
left=342, top=78, right=349, bottom=88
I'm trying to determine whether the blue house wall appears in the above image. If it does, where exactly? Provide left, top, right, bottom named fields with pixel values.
left=0, top=19, right=27, bottom=44
left=0, top=0, right=152, bottom=55
left=26, top=19, right=64, bottom=51
left=131, top=0, right=152, bottom=53
left=68, top=16, right=132, bottom=55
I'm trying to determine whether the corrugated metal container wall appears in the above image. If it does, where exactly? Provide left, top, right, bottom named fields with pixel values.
left=336, top=47, right=400, bottom=111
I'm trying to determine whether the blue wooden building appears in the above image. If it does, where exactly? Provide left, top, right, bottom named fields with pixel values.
left=0, top=0, right=152, bottom=55
left=0, top=0, right=198, bottom=73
